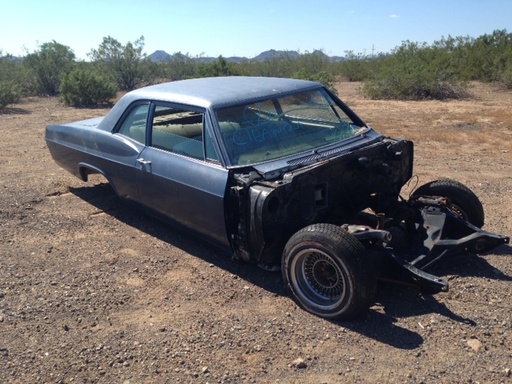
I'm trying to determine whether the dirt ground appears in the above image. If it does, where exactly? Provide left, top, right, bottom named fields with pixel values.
left=0, top=82, right=511, bottom=384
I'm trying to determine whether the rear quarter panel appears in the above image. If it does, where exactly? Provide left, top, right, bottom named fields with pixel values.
left=45, top=120, right=143, bottom=201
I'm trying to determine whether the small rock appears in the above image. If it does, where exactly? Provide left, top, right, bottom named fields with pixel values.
left=202, top=366, right=209, bottom=374
left=504, top=368, right=511, bottom=377
left=467, top=338, right=482, bottom=352
left=291, top=358, right=307, bottom=369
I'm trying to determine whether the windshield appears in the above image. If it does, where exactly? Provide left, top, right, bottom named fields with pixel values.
left=216, top=88, right=366, bottom=166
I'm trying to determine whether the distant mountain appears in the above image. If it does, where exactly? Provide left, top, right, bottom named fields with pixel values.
left=148, top=50, right=173, bottom=62
left=225, top=56, right=249, bottom=63
left=252, top=49, right=300, bottom=61
left=311, top=50, right=329, bottom=58
left=148, top=49, right=345, bottom=63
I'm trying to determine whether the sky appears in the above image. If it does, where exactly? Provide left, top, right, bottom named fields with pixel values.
left=1, top=0, right=511, bottom=60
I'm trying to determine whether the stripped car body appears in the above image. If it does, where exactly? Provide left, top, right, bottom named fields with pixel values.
left=46, top=77, right=509, bottom=319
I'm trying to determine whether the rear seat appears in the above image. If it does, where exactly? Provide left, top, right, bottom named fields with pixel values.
left=152, top=123, right=203, bottom=158
left=129, top=121, right=243, bottom=160
left=128, top=125, right=146, bottom=143
left=155, top=123, right=203, bottom=138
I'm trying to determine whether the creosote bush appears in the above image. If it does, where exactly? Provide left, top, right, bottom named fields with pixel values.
left=363, top=75, right=469, bottom=100
left=0, top=81, right=21, bottom=110
left=363, top=41, right=470, bottom=100
left=292, top=69, right=337, bottom=94
left=60, top=69, right=117, bottom=107
left=2, top=29, right=512, bottom=108
left=500, top=66, right=512, bottom=89
left=24, top=41, right=75, bottom=96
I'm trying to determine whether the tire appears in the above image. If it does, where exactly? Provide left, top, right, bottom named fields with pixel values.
left=282, top=223, right=376, bottom=320
left=412, top=179, right=484, bottom=228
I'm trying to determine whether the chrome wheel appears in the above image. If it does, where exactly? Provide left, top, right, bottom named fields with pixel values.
left=282, top=223, right=376, bottom=319
left=290, top=248, right=349, bottom=310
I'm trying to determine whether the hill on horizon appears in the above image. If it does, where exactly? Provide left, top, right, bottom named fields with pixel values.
left=148, top=49, right=345, bottom=63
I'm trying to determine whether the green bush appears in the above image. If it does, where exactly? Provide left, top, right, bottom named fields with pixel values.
left=0, top=52, right=36, bottom=97
left=292, top=69, right=337, bottom=94
left=364, top=76, right=468, bottom=100
left=60, top=69, right=117, bottom=107
left=157, top=52, right=197, bottom=81
left=363, top=41, right=469, bottom=100
left=197, top=56, right=239, bottom=77
left=334, top=51, right=375, bottom=82
left=0, top=81, right=21, bottom=110
left=500, top=66, right=512, bottom=89
left=89, top=36, right=151, bottom=90
left=24, top=41, right=76, bottom=96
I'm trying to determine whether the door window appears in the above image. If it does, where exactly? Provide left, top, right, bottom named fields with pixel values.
left=151, top=105, right=204, bottom=159
left=117, top=104, right=150, bottom=144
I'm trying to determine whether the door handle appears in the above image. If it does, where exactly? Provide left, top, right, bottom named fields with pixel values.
left=136, top=158, right=151, bottom=165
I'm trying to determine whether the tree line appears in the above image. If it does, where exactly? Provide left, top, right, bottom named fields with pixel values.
left=0, top=29, right=511, bottom=109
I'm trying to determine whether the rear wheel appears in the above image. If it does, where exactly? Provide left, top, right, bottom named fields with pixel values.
left=282, top=223, right=376, bottom=320
left=412, top=179, right=484, bottom=228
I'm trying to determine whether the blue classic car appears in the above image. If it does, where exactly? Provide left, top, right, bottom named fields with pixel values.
left=46, top=77, right=508, bottom=319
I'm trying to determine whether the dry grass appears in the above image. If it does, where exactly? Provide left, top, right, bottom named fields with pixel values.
left=336, top=81, right=512, bottom=154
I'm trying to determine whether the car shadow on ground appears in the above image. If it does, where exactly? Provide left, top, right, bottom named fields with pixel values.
left=69, top=182, right=511, bottom=350
left=68, top=182, right=288, bottom=295
left=348, top=285, right=475, bottom=346
left=433, top=246, right=512, bottom=281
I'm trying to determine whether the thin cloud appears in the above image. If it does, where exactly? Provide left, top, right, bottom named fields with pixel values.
left=389, top=14, right=400, bottom=19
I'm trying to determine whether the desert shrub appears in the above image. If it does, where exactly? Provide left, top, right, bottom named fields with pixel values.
left=240, top=53, right=299, bottom=78
left=197, top=56, right=239, bottom=77
left=237, top=50, right=337, bottom=80
left=467, top=30, right=512, bottom=82
left=292, top=69, right=337, bottom=94
left=364, top=72, right=469, bottom=100
left=363, top=41, right=469, bottom=100
left=89, top=36, right=152, bottom=90
left=24, top=41, right=75, bottom=96
left=0, top=52, right=37, bottom=96
left=499, top=65, right=512, bottom=89
left=0, top=81, right=21, bottom=110
left=335, top=51, right=375, bottom=82
left=158, top=52, right=197, bottom=81
left=60, top=69, right=117, bottom=107
left=294, top=51, right=334, bottom=76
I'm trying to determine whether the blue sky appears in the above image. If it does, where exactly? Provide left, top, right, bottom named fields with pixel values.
left=1, top=0, right=511, bottom=60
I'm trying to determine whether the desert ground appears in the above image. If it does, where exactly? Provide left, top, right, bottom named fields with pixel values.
left=0, top=81, right=511, bottom=383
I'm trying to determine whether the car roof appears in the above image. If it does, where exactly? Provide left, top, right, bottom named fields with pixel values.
left=124, top=76, right=322, bottom=109
left=98, top=77, right=323, bottom=132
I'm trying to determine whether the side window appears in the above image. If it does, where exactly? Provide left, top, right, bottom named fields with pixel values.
left=151, top=105, right=206, bottom=160
left=204, top=130, right=220, bottom=162
left=117, top=104, right=150, bottom=144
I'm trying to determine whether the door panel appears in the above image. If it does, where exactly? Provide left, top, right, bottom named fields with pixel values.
left=135, top=147, right=230, bottom=248
left=105, top=102, right=150, bottom=201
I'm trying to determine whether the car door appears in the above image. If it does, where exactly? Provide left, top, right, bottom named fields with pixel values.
left=135, top=103, right=230, bottom=249
left=106, top=102, right=150, bottom=202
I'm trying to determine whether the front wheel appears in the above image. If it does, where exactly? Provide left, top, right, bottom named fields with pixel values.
left=412, top=178, right=484, bottom=228
left=282, top=223, right=376, bottom=320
